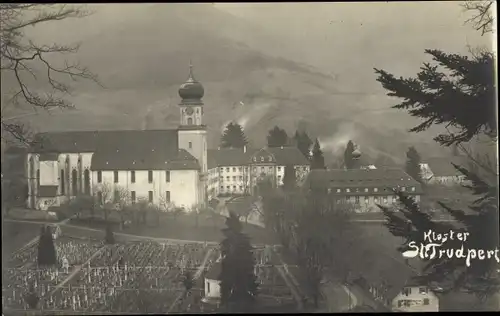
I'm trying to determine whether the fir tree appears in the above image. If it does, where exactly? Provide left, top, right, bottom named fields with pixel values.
left=405, top=146, right=422, bottom=183
left=310, top=138, right=325, bottom=170
left=37, top=225, right=57, bottom=267
left=375, top=15, right=498, bottom=302
left=344, top=140, right=355, bottom=169
left=282, top=164, right=297, bottom=191
left=183, top=270, right=194, bottom=296
left=105, top=224, right=115, bottom=244
left=267, top=126, right=289, bottom=147
left=220, top=122, right=248, bottom=149
left=25, top=283, right=39, bottom=309
left=219, top=212, right=258, bottom=312
left=293, top=130, right=312, bottom=159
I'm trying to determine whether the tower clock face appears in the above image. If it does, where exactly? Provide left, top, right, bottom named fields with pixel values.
left=185, top=107, right=194, bottom=115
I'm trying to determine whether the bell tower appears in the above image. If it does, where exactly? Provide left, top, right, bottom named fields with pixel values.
left=177, top=61, right=208, bottom=206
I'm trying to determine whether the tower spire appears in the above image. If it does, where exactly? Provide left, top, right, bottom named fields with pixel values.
left=188, top=59, right=195, bottom=81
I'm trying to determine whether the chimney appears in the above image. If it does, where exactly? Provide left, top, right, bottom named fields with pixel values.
left=243, top=145, right=247, bottom=153
left=280, top=146, right=283, bottom=149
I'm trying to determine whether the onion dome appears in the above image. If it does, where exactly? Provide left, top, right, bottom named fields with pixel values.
left=178, top=61, right=204, bottom=103
left=352, top=147, right=362, bottom=159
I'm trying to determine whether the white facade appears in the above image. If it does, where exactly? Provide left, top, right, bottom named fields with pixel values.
left=204, top=278, right=221, bottom=300
left=391, top=286, right=439, bottom=312
left=91, top=169, right=200, bottom=210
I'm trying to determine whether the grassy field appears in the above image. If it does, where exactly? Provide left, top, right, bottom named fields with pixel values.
left=68, top=212, right=277, bottom=245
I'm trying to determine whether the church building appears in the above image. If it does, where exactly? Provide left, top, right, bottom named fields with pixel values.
left=26, top=65, right=208, bottom=211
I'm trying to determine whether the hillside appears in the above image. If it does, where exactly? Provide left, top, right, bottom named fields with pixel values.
left=1, top=4, right=447, bottom=161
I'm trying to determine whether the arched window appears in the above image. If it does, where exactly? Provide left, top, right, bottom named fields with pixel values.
left=65, top=156, right=70, bottom=196
left=84, top=169, right=90, bottom=194
left=72, top=169, right=78, bottom=196
left=61, top=169, right=65, bottom=194
left=187, top=117, right=193, bottom=125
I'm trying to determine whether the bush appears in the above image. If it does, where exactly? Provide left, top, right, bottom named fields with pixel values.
left=48, top=206, right=71, bottom=221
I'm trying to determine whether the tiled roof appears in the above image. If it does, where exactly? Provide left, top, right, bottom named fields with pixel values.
left=38, top=185, right=59, bottom=198
left=265, top=146, right=310, bottom=166
left=91, top=148, right=199, bottom=171
left=29, top=129, right=179, bottom=154
left=207, top=148, right=252, bottom=168
left=425, top=156, right=469, bottom=177
left=304, top=168, right=423, bottom=194
left=207, top=146, right=310, bottom=169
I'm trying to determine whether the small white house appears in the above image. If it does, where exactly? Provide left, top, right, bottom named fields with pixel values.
left=202, top=261, right=222, bottom=305
left=389, top=283, right=439, bottom=312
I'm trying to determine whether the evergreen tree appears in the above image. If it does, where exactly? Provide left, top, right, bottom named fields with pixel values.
left=405, top=146, right=422, bottom=183
left=375, top=15, right=498, bottom=302
left=37, top=225, right=57, bottom=267
left=310, top=139, right=325, bottom=170
left=282, top=164, right=297, bottom=191
left=183, top=270, right=194, bottom=296
left=219, top=212, right=258, bottom=312
left=344, top=140, right=355, bottom=169
left=220, top=122, right=248, bottom=149
left=293, top=130, right=313, bottom=159
left=267, top=126, right=289, bottom=147
left=105, top=224, right=115, bottom=244
left=25, top=282, right=39, bottom=309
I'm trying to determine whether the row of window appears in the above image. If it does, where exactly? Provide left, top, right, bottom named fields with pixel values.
left=397, top=299, right=430, bottom=307
left=60, top=169, right=91, bottom=196
left=96, top=190, right=171, bottom=204
left=328, top=186, right=416, bottom=193
left=220, top=185, right=244, bottom=191
left=97, top=171, right=171, bottom=184
left=219, top=166, right=307, bottom=173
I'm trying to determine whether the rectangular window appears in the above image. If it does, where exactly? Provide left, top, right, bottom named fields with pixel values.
left=97, top=171, right=102, bottom=183
left=189, top=142, right=192, bottom=149
left=207, top=282, right=210, bottom=293
left=233, top=167, right=236, bottom=172
left=268, top=167, right=272, bottom=171
left=166, top=171, right=170, bottom=183
left=278, top=167, right=282, bottom=171
left=374, top=188, right=378, bottom=192
left=419, top=287, right=428, bottom=294
left=401, top=187, right=406, bottom=192
left=411, top=187, right=416, bottom=192
left=220, top=176, right=223, bottom=181
left=220, top=186, right=224, bottom=190
left=364, top=188, right=369, bottom=192
left=165, top=191, right=170, bottom=203
left=131, top=191, right=136, bottom=203
left=226, top=176, right=230, bottom=181
left=232, top=176, right=236, bottom=181
left=336, top=189, right=341, bottom=193
left=238, top=167, right=242, bottom=172
left=226, top=167, right=230, bottom=172
left=402, top=288, right=411, bottom=296
left=148, top=191, right=153, bottom=203
left=423, top=298, right=429, bottom=305
left=239, top=186, right=243, bottom=190
left=233, top=185, right=236, bottom=190
left=131, top=171, right=136, bottom=183
left=114, top=171, right=118, bottom=183
left=148, top=170, right=153, bottom=183
left=239, top=176, right=243, bottom=181
left=226, top=186, right=230, bottom=190
left=220, top=167, right=223, bottom=173
left=346, top=188, right=350, bottom=193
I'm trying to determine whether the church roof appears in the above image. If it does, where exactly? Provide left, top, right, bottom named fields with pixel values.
left=91, top=148, right=199, bottom=171
left=30, top=130, right=179, bottom=154
left=304, top=168, right=423, bottom=194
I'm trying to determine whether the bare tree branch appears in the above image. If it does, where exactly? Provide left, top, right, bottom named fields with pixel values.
left=0, top=4, right=101, bottom=145
left=462, top=1, right=495, bottom=35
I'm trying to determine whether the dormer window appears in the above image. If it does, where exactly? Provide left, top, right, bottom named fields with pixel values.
left=253, top=157, right=257, bottom=162
left=411, top=187, right=416, bottom=192
left=364, top=188, right=369, bottom=192
left=346, top=188, right=350, bottom=193
left=268, top=156, right=272, bottom=162
left=374, top=188, right=378, bottom=192
left=401, top=187, right=406, bottom=192
left=260, top=157, right=264, bottom=162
